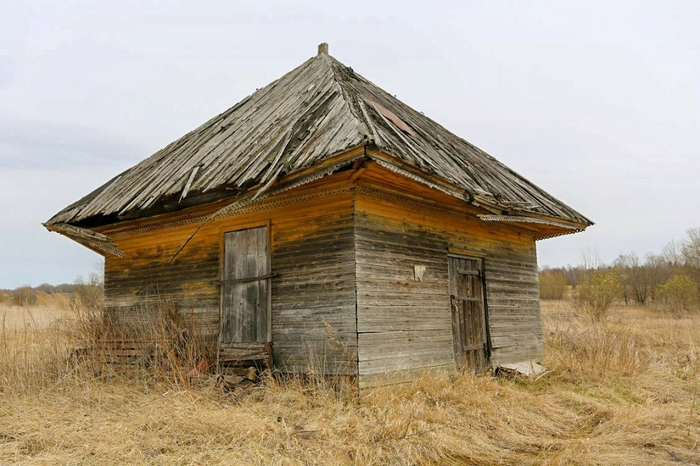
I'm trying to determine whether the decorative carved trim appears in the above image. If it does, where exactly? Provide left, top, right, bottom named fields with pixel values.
left=355, top=183, right=549, bottom=240
left=355, top=183, right=474, bottom=219
left=226, top=185, right=352, bottom=216
left=477, top=214, right=581, bottom=230
left=110, top=215, right=209, bottom=238
left=111, top=155, right=362, bottom=240
left=373, top=159, right=469, bottom=202
left=110, top=185, right=354, bottom=238
left=70, top=235, right=126, bottom=257
left=536, top=230, right=584, bottom=241
left=45, top=222, right=125, bottom=257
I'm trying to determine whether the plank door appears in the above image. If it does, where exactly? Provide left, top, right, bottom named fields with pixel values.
left=220, top=227, right=271, bottom=346
left=448, top=255, right=489, bottom=372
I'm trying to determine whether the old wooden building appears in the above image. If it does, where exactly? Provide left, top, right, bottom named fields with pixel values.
left=45, top=44, right=591, bottom=385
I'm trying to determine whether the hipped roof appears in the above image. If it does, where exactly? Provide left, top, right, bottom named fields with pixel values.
left=46, top=45, right=592, bottom=230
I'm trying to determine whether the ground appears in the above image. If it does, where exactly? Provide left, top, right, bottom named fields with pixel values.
left=1, top=298, right=698, bottom=465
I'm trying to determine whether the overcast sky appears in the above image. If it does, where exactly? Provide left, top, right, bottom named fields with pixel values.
left=1, top=1, right=698, bottom=288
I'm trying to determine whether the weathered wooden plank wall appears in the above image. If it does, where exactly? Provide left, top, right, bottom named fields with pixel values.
left=101, top=174, right=358, bottom=375
left=270, top=192, right=357, bottom=374
left=99, top=162, right=544, bottom=383
left=355, top=165, right=543, bottom=385
left=354, top=206, right=454, bottom=382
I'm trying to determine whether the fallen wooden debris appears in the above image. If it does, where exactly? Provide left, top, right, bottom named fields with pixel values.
left=494, top=361, right=548, bottom=379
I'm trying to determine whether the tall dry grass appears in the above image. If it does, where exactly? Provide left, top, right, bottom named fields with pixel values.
left=1, top=298, right=699, bottom=465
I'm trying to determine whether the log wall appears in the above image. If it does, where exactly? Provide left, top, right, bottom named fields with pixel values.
left=101, top=174, right=358, bottom=375
left=97, top=162, right=546, bottom=383
left=354, top=164, right=543, bottom=385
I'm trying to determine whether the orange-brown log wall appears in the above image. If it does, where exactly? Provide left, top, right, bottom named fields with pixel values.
left=99, top=169, right=544, bottom=382
left=354, top=183, right=542, bottom=384
left=102, top=178, right=358, bottom=375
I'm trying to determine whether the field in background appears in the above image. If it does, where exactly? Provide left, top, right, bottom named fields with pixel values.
left=1, top=297, right=699, bottom=465
left=1, top=294, right=71, bottom=330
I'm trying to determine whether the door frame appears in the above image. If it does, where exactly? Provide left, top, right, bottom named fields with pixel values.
left=447, top=251, right=491, bottom=371
left=218, top=220, right=272, bottom=345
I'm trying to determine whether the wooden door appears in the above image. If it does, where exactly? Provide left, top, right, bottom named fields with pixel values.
left=448, top=255, right=489, bottom=372
left=220, top=227, right=271, bottom=346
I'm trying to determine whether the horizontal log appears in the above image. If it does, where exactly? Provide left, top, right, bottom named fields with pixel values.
left=212, top=273, right=277, bottom=286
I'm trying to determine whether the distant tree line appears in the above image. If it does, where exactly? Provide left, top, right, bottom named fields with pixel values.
left=540, top=227, right=700, bottom=317
left=0, top=271, right=104, bottom=308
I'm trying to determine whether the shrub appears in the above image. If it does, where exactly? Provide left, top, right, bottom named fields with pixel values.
left=71, top=272, right=104, bottom=309
left=575, top=269, right=623, bottom=320
left=545, top=314, right=649, bottom=380
left=539, top=270, right=568, bottom=300
left=11, top=286, right=37, bottom=307
left=655, top=275, right=699, bottom=314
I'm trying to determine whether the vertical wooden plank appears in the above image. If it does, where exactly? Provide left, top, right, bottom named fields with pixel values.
left=449, top=255, right=489, bottom=373
left=233, top=229, right=248, bottom=342
left=243, top=228, right=258, bottom=343
left=222, top=232, right=237, bottom=344
left=220, top=226, right=270, bottom=345
left=477, top=257, right=488, bottom=371
left=448, top=257, right=462, bottom=368
left=458, top=258, right=470, bottom=361
left=264, top=222, right=272, bottom=343
left=255, top=226, right=269, bottom=343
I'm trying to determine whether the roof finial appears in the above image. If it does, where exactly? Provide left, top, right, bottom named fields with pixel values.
left=317, top=42, right=329, bottom=56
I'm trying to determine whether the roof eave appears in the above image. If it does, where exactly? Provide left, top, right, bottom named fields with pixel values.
left=365, top=147, right=592, bottom=228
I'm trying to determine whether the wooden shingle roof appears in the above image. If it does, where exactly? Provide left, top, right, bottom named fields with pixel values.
left=46, top=44, right=592, bottom=230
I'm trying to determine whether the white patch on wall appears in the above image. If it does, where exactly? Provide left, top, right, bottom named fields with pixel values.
left=413, top=265, right=426, bottom=282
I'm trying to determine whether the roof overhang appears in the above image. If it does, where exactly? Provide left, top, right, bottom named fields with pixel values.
left=44, top=222, right=125, bottom=257
left=45, top=144, right=591, bottom=259
left=476, top=215, right=588, bottom=240
left=363, top=148, right=591, bottom=237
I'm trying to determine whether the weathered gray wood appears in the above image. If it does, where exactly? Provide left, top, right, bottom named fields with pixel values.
left=270, top=207, right=358, bottom=376
left=100, top=160, right=549, bottom=385
left=354, top=195, right=545, bottom=381
left=221, top=227, right=270, bottom=345
left=47, top=48, right=592, bottom=233
left=212, top=273, right=276, bottom=285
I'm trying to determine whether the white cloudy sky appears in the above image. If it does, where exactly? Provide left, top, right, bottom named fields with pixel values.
left=1, top=1, right=698, bottom=288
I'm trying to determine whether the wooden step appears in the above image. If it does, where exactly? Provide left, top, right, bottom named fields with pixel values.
left=218, top=343, right=272, bottom=370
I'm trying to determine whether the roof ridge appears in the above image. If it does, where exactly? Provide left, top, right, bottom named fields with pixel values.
left=321, top=54, right=372, bottom=145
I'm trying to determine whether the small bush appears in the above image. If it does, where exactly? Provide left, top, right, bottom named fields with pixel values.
left=11, top=286, right=37, bottom=307
left=655, top=275, right=699, bottom=314
left=575, top=269, right=623, bottom=320
left=545, top=316, right=648, bottom=380
left=71, top=272, right=104, bottom=309
left=539, top=270, right=568, bottom=300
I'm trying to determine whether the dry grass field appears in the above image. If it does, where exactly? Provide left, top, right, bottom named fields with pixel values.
left=1, top=297, right=699, bottom=465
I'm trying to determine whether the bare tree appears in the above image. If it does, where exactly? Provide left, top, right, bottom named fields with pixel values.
left=644, top=253, right=674, bottom=303
left=613, top=253, right=638, bottom=304
left=661, top=240, right=684, bottom=266
left=682, top=228, right=700, bottom=268
left=580, top=247, right=603, bottom=270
